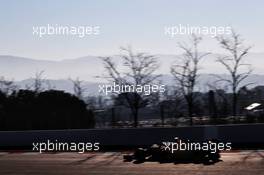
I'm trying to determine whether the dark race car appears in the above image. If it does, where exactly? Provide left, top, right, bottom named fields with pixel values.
left=124, top=138, right=221, bottom=164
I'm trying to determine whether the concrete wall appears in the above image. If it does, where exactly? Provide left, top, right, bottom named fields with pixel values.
left=0, top=124, right=263, bottom=148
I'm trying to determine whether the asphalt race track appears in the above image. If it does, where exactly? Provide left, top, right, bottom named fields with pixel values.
left=0, top=151, right=264, bottom=175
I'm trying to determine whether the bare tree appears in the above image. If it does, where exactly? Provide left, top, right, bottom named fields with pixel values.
left=171, top=35, right=209, bottom=125
left=216, top=30, right=252, bottom=116
left=34, top=71, right=45, bottom=92
left=207, top=83, right=230, bottom=117
left=101, top=46, right=160, bottom=127
left=0, top=76, right=17, bottom=95
left=25, top=70, right=47, bottom=93
left=70, top=77, right=86, bottom=99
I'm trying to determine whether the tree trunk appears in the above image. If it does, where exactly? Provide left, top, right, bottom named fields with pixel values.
left=133, top=107, right=138, bottom=128
left=233, top=91, right=237, bottom=117
left=111, top=107, right=115, bottom=128
left=160, top=104, right=164, bottom=126
left=188, top=99, right=193, bottom=126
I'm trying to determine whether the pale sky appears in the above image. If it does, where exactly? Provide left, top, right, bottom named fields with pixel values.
left=0, top=0, right=263, bottom=60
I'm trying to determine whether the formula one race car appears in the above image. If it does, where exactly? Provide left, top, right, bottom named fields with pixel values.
left=123, top=138, right=221, bottom=164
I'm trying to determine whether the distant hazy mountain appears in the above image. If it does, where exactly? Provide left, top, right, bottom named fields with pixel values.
left=0, top=53, right=264, bottom=81
left=0, top=55, right=106, bottom=81
left=13, top=74, right=264, bottom=95
left=1, top=53, right=264, bottom=94
left=161, top=74, right=264, bottom=92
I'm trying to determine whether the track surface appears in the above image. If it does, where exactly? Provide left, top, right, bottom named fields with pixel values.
left=0, top=151, right=264, bottom=175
